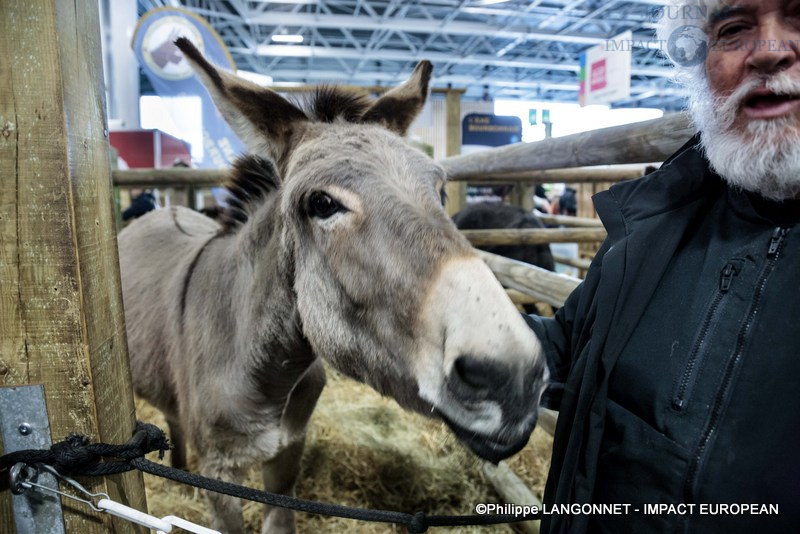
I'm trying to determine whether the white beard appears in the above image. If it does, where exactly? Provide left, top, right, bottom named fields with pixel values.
left=690, top=72, right=800, bottom=201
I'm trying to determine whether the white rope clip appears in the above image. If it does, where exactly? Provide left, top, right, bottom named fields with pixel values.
left=97, top=499, right=219, bottom=534
left=11, top=463, right=219, bottom=534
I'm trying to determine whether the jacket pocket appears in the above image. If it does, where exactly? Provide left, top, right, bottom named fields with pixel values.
left=671, top=259, right=743, bottom=412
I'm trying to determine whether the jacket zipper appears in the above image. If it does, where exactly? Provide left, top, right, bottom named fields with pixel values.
left=683, top=227, right=789, bottom=501
left=671, top=259, right=742, bottom=412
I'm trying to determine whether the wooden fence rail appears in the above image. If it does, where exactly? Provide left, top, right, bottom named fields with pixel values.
left=463, top=228, right=606, bottom=246
left=477, top=251, right=581, bottom=308
left=464, top=164, right=652, bottom=185
left=535, top=214, right=604, bottom=227
left=113, top=168, right=223, bottom=188
left=111, top=163, right=652, bottom=188
left=440, top=113, right=694, bottom=180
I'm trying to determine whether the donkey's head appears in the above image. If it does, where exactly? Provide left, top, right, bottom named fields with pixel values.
left=177, top=38, right=547, bottom=462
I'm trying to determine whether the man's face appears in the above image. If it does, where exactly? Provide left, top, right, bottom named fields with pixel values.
left=693, top=0, right=800, bottom=200
left=705, top=0, right=800, bottom=135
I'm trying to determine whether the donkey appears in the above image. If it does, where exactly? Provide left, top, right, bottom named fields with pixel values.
left=452, top=202, right=556, bottom=272
left=118, top=37, right=546, bottom=534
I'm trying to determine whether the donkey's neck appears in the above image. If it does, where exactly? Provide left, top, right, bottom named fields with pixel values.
left=225, top=199, right=317, bottom=406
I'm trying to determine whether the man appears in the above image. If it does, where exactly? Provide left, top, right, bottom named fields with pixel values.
left=525, top=1, right=800, bottom=532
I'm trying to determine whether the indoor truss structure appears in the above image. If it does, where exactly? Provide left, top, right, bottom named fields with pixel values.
left=137, top=0, right=688, bottom=111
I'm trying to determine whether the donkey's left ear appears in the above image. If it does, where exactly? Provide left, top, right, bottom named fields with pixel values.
left=361, top=60, right=432, bottom=136
left=174, top=37, right=307, bottom=167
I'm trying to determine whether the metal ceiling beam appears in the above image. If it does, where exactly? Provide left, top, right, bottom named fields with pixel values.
left=242, top=45, right=673, bottom=77
left=134, top=0, right=685, bottom=107
left=243, top=65, right=684, bottom=98
left=241, top=12, right=628, bottom=46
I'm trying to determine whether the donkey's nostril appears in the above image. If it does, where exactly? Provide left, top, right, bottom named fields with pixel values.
left=452, top=355, right=508, bottom=392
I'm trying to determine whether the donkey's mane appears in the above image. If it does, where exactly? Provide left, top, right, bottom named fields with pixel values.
left=299, top=86, right=373, bottom=124
left=218, top=155, right=280, bottom=232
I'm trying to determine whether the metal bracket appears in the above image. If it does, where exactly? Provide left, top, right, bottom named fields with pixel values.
left=0, top=385, right=66, bottom=534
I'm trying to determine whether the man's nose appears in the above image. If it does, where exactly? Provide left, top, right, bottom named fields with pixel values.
left=746, top=18, right=800, bottom=75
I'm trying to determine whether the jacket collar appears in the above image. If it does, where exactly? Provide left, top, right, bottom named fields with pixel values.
left=595, top=134, right=723, bottom=241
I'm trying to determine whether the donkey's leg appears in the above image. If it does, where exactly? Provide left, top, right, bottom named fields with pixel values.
left=261, top=360, right=326, bottom=534
left=261, top=438, right=305, bottom=534
left=165, top=417, right=187, bottom=469
left=198, top=454, right=248, bottom=534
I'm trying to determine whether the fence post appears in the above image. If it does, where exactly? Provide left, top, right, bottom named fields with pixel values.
left=444, top=88, right=466, bottom=215
left=0, top=1, right=146, bottom=532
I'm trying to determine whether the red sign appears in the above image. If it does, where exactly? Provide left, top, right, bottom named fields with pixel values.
left=110, top=130, right=191, bottom=169
left=590, top=59, right=607, bottom=92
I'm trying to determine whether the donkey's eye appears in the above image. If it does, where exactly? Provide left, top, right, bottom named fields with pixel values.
left=308, top=192, right=343, bottom=219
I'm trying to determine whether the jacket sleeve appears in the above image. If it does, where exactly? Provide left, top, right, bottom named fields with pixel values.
left=523, top=285, right=582, bottom=412
left=521, top=231, right=614, bottom=412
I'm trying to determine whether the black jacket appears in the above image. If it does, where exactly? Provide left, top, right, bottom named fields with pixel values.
left=526, top=136, right=800, bottom=533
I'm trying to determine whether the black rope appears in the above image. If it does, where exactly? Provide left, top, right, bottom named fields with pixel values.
left=0, top=421, right=169, bottom=476
left=0, top=424, right=540, bottom=533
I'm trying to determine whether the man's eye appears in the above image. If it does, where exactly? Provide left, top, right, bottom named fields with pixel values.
left=717, top=23, right=748, bottom=38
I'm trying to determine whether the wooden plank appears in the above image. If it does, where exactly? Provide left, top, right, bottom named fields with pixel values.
left=440, top=113, right=693, bottom=179
left=477, top=251, right=581, bottom=307
left=553, top=255, right=593, bottom=271
left=112, top=163, right=649, bottom=189
left=537, top=408, right=558, bottom=437
left=534, top=214, right=604, bottom=228
left=481, top=462, right=541, bottom=534
left=450, top=164, right=651, bottom=184
left=463, top=228, right=607, bottom=246
left=506, top=288, right=538, bottom=305
left=113, top=168, right=223, bottom=188
left=0, top=2, right=145, bottom=532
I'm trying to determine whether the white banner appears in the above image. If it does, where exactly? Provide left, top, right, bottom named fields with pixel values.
left=579, top=31, right=632, bottom=107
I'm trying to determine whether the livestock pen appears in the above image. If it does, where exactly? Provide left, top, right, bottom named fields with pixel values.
left=1, top=2, right=695, bottom=530
left=105, top=115, right=697, bottom=533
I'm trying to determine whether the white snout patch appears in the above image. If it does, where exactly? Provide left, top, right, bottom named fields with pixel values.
left=413, top=256, right=543, bottom=435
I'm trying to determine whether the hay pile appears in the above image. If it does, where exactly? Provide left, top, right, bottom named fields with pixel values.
left=137, top=367, right=553, bottom=533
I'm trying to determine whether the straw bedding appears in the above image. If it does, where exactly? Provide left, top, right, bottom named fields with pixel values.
left=137, top=366, right=553, bottom=533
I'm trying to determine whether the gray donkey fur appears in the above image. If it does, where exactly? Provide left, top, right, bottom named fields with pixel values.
left=118, top=37, right=546, bottom=534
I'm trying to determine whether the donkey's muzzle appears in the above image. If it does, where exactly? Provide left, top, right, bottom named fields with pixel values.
left=441, top=410, right=538, bottom=464
left=443, top=355, right=545, bottom=463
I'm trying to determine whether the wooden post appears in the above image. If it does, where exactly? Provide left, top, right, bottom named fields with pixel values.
left=444, top=88, right=466, bottom=215
left=510, top=182, right=535, bottom=211
left=0, top=2, right=146, bottom=532
left=186, top=186, right=197, bottom=211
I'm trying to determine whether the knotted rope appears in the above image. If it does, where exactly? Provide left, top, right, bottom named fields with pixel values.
left=1, top=423, right=540, bottom=533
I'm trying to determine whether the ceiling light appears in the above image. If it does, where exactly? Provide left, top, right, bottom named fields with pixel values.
left=271, top=34, right=304, bottom=43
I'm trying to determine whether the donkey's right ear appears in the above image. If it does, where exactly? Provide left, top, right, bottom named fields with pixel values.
left=174, top=38, right=307, bottom=166
left=361, top=60, right=432, bottom=136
